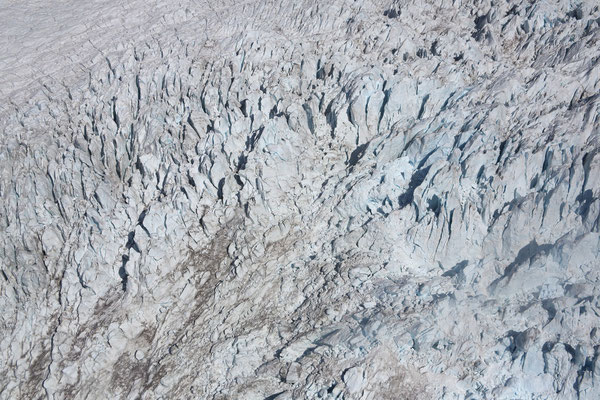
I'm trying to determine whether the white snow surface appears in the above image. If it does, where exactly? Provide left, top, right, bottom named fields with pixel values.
left=1, top=0, right=600, bottom=399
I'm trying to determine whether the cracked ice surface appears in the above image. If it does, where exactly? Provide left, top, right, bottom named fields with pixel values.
left=1, top=0, right=600, bottom=399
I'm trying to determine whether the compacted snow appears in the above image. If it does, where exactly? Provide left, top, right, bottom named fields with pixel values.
left=1, top=0, right=600, bottom=398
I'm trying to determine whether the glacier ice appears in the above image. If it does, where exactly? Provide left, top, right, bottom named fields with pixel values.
left=1, top=0, right=600, bottom=398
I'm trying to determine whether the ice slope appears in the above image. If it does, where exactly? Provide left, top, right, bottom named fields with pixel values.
left=1, top=0, right=600, bottom=398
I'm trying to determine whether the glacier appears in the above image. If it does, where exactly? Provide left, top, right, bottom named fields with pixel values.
left=1, top=0, right=600, bottom=398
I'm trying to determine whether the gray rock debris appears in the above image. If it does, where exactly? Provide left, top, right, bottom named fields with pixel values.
left=1, top=0, right=600, bottom=399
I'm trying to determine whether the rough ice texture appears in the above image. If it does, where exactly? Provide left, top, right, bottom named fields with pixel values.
left=1, top=0, right=600, bottom=399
